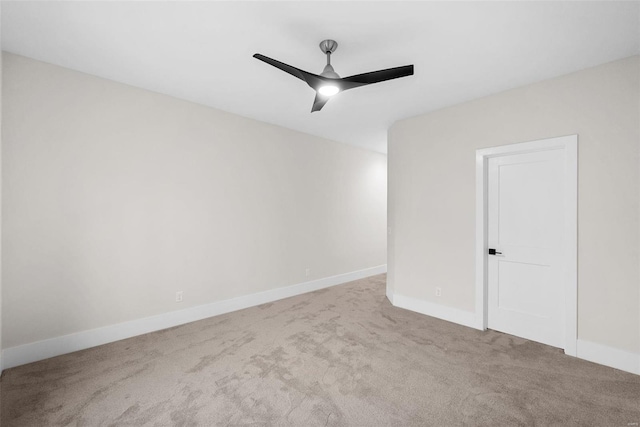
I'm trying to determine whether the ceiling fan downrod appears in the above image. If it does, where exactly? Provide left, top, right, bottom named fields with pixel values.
left=319, top=39, right=340, bottom=78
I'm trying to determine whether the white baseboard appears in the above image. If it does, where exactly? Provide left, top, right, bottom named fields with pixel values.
left=2, top=265, right=387, bottom=370
left=385, top=286, right=394, bottom=304
left=576, top=339, right=640, bottom=375
left=391, top=292, right=482, bottom=330
left=389, top=291, right=639, bottom=376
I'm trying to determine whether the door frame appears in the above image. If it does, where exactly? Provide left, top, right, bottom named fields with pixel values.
left=474, top=135, right=578, bottom=356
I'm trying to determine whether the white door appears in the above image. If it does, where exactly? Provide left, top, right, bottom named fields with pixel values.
left=487, top=149, right=565, bottom=348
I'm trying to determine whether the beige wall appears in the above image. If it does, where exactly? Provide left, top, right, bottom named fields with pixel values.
left=2, top=53, right=387, bottom=349
left=389, top=56, right=640, bottom=353
left=0, top=14, right=3, bottom=371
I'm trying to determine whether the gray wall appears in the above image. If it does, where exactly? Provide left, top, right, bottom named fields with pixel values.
left=388, top=56, right=639, bottom=353
left=2, top=53, right=387, bottom=350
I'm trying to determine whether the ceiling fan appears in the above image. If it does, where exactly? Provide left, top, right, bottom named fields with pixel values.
left=253, top=39, right=414, bottom=112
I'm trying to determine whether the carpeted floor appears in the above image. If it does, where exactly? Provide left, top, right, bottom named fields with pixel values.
left=1, top=274, right=639, bottom=426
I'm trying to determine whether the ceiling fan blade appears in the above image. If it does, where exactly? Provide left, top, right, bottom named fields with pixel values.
left=253, top=54, right=326, bottom=90
left=341, top=65, right=414, bottom=89
left=253, top=54, right=307, bottom=81
left=311, top=93, right=331, bottom=112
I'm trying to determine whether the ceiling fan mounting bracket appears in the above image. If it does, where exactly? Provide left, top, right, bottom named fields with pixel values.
left=319, top=39, right=338, bottom=55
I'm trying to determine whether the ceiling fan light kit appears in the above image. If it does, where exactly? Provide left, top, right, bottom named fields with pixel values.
left=253, top=39, right=414, bottom=112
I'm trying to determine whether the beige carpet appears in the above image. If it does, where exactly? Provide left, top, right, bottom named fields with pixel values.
left=1, top=274, right=639, bottom=426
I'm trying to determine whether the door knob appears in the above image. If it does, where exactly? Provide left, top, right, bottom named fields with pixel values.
left=488, top=248, right=502, bottom=255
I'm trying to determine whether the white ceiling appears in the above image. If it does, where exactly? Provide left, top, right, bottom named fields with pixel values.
left=2, top=1, right=639, bottom=153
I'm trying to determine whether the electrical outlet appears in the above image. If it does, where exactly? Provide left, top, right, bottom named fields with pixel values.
left=176, top=291, right=183, bottom=302
left=435, top=287, right=442, bottom=297
left=305, top=268, right=311, bottom=277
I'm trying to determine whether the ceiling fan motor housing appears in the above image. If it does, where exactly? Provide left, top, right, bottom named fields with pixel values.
left=321, top=64, right=340, bottom=78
